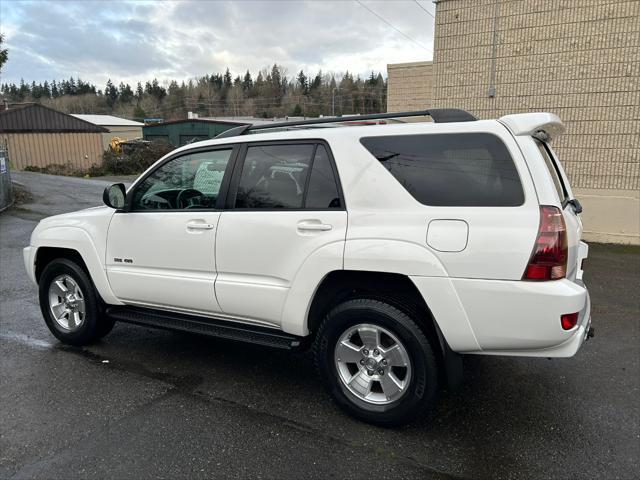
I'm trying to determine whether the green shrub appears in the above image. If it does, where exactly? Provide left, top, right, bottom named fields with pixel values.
left=98, top=140, right=174, bottom=175
left=23, top=141, right=175, bottom=177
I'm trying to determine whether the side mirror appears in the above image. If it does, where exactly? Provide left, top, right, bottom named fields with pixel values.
left=103, top=183, right=126, bottom=210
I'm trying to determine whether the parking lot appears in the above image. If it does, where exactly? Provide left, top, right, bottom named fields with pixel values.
left=1, top=171, right=639, bottom=479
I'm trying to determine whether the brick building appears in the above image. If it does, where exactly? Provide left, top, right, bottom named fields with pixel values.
left=388, top=0, right=639, bottom=244
left=387, top=61, right=434, bottom=113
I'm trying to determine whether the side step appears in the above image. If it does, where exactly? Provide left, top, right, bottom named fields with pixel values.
left=106, top=306, right=305, bottom=350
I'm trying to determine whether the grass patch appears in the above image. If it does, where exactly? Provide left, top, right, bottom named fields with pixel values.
left=12, top=182, right=32, bottom=205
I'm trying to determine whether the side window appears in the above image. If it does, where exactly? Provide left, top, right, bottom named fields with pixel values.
left=234, top=144, right=314, bottom=209
left=131, top=149, right=232, bottom=210
left=305, top=145, right=342, bottom=209
left=537, top=141, right=568, bottom=204
left=360, top=133, right=524, bottom=207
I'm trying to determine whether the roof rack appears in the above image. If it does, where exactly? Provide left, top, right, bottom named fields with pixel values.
left=215, top=108, right=477, bottom=139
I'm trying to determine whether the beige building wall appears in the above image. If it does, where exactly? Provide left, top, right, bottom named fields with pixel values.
left=387, top=61, right=434, bottom=112
left=388, top=0, right=639, bottom=244
left=2, top=132, right=104, bottom=171
left=101, top=126, right=143, bottom=151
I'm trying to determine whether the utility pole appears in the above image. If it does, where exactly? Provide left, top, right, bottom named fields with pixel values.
left=332, top=87, right=339, bottom=116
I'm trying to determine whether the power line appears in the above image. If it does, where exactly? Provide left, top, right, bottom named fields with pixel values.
left=355, top=0, right=432, bottom=54
left=413, top=0, right=435, bottom=20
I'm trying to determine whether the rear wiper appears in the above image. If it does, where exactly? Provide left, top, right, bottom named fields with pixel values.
left=376, top=152, right=400, bottom=162
left=568, top=198, right=583, bottom=214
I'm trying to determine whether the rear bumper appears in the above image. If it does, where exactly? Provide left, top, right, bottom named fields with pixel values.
left=411, top=274, right=592, bottom=358
left=455, top=276, right=591, bottom=357
left=469, top=282, right=591, bottom=357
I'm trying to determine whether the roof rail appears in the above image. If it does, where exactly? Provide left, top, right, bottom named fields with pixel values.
left=215, top=108, right=477, bottom=139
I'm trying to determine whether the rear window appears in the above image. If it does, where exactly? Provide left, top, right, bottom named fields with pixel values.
left=360, top=133, right=524, bottom=206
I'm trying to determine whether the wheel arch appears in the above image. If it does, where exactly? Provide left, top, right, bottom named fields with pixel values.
left=305, top=270, right=463, bottom=389
left=35, top=246, right=88, bottom=283
left=31, top=226, right=121, bottom=305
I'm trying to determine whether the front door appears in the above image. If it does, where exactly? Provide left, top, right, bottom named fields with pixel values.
left=215, top=142, right=347, bottom=326
left=106, top=146, right=236, bottom=314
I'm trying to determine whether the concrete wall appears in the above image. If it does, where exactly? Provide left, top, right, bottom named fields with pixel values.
left=1, top=132, right=104, bottom=171
left=101, top=126, right=143, bottom=151
left=573, top=187, right=639, bottom=244
left=387, top=0, right=639, bottom=244
left=387, top=61, right=434, bottom=112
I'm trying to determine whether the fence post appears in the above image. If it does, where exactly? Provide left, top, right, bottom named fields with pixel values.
left=0, top=140, right=14, bottom=212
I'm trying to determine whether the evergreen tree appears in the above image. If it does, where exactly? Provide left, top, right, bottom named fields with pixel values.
left=136, top=82, right=144, bottom=101
left=18, top=79, right=29, bottom=99
left=0, top=34, right=8, bottom=74
left=119, top=82, right=134, bottom=103
left=242, top=70, right=253, bottom=93
left=223, top=68, right=232, bottom=89
left=133, top=104, right=146, bottom=119
left=297, top=70, right=308, bottom=95
left=105, top=79, right=118, bottom=106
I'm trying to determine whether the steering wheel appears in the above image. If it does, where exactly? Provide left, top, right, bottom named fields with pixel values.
left=176, top=188, right=203, bottom=209
left=141, top=192, right=172, bottom=209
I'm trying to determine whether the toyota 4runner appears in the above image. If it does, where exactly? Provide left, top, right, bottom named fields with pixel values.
left=24, top=109, right=592, bottom=426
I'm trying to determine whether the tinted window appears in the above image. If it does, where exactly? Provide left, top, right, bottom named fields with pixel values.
left=131, top=149, right=232, bottom=210
left=360, top=133, right=524, bottom=206
left=537, top=141, right=567, bottom=203
left=305, top=145, right=342, bottom=209
left=235, top=144, right=314, bottom=209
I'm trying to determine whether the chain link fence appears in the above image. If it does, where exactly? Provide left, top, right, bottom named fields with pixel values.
left=0, top=140, right=13, bottom=212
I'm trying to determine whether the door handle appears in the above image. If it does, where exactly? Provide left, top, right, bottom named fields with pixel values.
left=297, top=220, right=332, bottom=232
left=186, top=221, right=214, bottom=230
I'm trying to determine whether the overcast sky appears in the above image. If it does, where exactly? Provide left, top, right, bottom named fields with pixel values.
left=0, top=0, right=434, bottom=88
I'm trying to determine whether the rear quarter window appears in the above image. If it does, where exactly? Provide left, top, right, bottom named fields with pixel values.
left=360, top=133, right=524, bottom=207
left=536, top=141, right=568, bottom=204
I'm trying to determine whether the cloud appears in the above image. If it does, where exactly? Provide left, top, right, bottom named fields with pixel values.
left=0, top=0, right=434, bottom=87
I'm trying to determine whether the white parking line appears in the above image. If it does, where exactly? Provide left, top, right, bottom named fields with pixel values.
left=0, top=331, right=54, bottom=349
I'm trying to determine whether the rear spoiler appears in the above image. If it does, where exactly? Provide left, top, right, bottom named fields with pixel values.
left=498, top=113, right=565, bottom=141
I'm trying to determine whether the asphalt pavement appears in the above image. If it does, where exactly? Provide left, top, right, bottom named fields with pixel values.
left=1, top=171, right=638, bottom=479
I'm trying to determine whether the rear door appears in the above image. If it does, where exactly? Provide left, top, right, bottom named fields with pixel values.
left=214, top=141, right=347, bottom=326
left=536, top=141, right=584, bottom=280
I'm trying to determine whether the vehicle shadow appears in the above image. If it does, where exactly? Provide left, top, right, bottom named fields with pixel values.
left=77, top=323, right=595, bottom=479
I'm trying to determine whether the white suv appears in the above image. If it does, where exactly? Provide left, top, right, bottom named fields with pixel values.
left=24, top=109, right=592, bottom=426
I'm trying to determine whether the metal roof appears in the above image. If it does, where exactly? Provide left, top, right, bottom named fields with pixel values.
left=70, top=114, right=144, bottom=127
left=146, top=118, right=249, bottom=127
left=0, top=103, right=108, bottom=133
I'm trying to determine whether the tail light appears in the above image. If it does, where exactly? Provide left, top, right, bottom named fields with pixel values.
left=561, top=312, right=579, bottom=330
left=523, top=206, right=568, bottom=280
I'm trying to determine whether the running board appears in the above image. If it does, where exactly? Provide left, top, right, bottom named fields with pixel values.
left=105, top=306, right=305, bottom=350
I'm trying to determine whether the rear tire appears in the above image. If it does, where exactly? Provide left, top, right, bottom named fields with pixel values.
left=314, top=298, right=439, bottom=426
left=38, top=258, right=113, bottom=346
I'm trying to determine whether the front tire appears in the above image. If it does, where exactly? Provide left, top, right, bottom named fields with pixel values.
left=314, top=299, right=439, bottom=427
left=38, top=258, right=113, bottom=346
